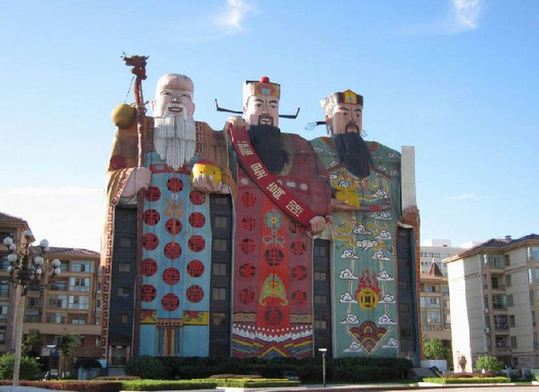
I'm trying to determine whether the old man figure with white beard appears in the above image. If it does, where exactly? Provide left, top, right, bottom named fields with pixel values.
left=103, top=73, right=232, bottom=360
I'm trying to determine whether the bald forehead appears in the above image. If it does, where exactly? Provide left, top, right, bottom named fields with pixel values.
left=156, top=73, right=194, bottom=94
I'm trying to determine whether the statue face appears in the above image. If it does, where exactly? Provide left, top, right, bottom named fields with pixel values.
left=244, top=95, right=279, bottom=127
left=153, top=75, right=195, bottom=118
left=328, top=103, right=362, bottom=135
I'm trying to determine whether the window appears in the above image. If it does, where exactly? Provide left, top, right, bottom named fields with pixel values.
left=212, top=288, right=227, bottom=301
left=68, top=295, right=89, bottom=309
left=533, top=311, right=536, bottom=327
left=0, top=280, right=9, bottom=296
left=214, top=196, right=229, bottom=205
left=47, top=312, right=66, bottom=324
left=0, top=303, right=8, bottom=321
left=71, top=261, right=94, bottom=273
left=118, top=263, right=131, bottom=272
left=213, top=239, right=227, bottom=252
left=0, top=327, right=5, bottom=344
left=117, top=287, right=130, bottom=297
left=492, top=294, right=507, bottom=309
left=214, top=216, right=228, bottom=229
left=495, top=335, right=508, bottom=348
left=504, top=255, right=510, bottom=266
left=507, top=294, right=514, bottom=307
left=69, top=277, right=90, bottom=292
left=119, top=237, right=132, bottom=248
left=120, top=313, right=129, bottom=323
left=494, top=315, right=508, bottom=330
left=211, top=312, right=227, bottom=326
left=314, top=320, right=327, bottom=330
left=71, top=316, right=86, bottom=325
left=314, top=295, right=327, bottom=304
left=314, top=272, right=327, bottom=281
left=314, top=245, right=327, bottom=257
left=441, top=286, right=449, bottom=295
left=487, top=254, right=504, bottom=269
left=528, top=247, right=539, bottom=260
left=59, top=261, right=69, bottom=272
left=505, top=274, right=512, bottom=287
left=530, top=290, right=535, bottom=303
left=426, top=310, right=441, bottom=323
left=511, top=336, right=517, bottom=348
left=491, top=277, right=502, bottom=289
left=50, top=280, right=67, bottom=291
left=509, top=315, right=515, bottom=327
left=28, top=297, right=40, bottom=308
left=212, top=263, right=227, bottom=276
left=96, top=299, right=102, bottom=310
left=399, top=303, right=410, bottom=312
left=0, top=256, right=9, bottom=272
left=48, top=294, right=67, bottom=308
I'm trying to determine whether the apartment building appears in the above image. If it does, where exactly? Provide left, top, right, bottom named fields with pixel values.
left=446, top=234, right=539, bottom=370
left=419, top=261, right=451, bottom=346
left=1, top=211, right=102, bottom=361
left=0, top=212, right=33, bottom=352
left=22, top=247, right=102, bottom=360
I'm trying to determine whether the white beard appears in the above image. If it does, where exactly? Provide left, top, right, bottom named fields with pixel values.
left=153, top=116, right=196, bottom=170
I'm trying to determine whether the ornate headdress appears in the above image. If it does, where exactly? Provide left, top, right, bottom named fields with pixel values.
left=243, top=76, right=281, bottom=107
left=321, top=89, right=363, bottom=116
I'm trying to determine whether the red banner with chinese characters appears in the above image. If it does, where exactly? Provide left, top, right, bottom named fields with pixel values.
left=227, top=124, right=316, bottom=227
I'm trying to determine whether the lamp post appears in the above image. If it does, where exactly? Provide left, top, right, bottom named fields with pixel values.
left=46, top=344, right=57, bottom=380
left=3, top=231, right=61, bottom=386
left=318, top=348, right=327, bottom=387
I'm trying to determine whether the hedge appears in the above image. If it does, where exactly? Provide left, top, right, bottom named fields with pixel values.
left=0, top=380, right=123, bottom=392
left=124, top=356, right=413, bottom=382
left=423, top=377, right=511, bottom=384
left=121, top=378, right=299, bottom=390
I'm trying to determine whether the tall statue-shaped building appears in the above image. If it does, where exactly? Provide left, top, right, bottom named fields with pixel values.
left=101, top=73, right=233, bottom=365
left=310, top=90, right=421, bottom=360
left=225, top=77, right=331, bottom=358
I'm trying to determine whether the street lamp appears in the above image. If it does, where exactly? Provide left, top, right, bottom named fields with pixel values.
left=3, top=231, right=61, bottom=386
left=318, top=348, right=327, bottom=387
left=46, top=344, right=57, bottom=380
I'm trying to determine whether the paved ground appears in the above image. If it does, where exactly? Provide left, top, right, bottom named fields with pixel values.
left=1, top=384, right=537, bottom=392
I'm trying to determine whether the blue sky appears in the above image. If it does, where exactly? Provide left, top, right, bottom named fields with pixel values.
left=0, top=0, right=537, bottom=251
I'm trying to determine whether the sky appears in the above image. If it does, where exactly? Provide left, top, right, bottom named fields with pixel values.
left=0, top=0, right=537, bottom=252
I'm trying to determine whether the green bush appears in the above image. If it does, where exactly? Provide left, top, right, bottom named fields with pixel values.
left=122, top=380, right=218, bottom=391
left=474, top=355, right=504, bottom=372
left=124, top=356, right=167, bottom=379
left=423, top=376, right=510, bottom=384
left=0, top=353, right=41, bottom=380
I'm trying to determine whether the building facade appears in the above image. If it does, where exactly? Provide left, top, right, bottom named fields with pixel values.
left=1, top=211, right=102, bottom=364
left=419, top=262, right=451, bottom=346
left=446, top=234, right=539, bottom=370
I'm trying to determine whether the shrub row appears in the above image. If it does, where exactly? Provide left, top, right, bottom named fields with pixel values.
left=121, top=378, right=299, bottom=390
left=423, top=376, right=511, bottom=384
left=124, top=355, right=413, bottom=382
left=0, top=380, right=123, bottom=392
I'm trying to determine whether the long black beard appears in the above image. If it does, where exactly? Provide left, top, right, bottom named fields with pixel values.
left=334, top=132, right=373, bottom=179
left=248, top=124, right=289, bottom=174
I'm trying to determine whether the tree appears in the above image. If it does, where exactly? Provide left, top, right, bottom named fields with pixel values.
left=474, top=355, right=503, bottom=373
left=22, top=329, right=43, bottom=358
left=57, top=334, right=81, bottom=377
left=0, top=353, right=40, bottom=380
left=423, top=338, right=449, bottom=360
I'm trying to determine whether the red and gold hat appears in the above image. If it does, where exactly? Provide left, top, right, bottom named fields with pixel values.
left=322, top=89, right=364, bottom=115
left=243, top=76, right=281, bottom=106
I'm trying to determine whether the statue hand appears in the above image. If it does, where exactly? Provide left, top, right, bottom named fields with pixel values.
left=122, top=167, right=152, bottom=198
left=192, top=173, right=222, bottom=193
left=309, top=216, right=328, bottom=234
left=227, top=116, right=248, bottom=128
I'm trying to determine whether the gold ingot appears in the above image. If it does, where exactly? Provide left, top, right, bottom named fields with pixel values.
left=192, top=161, right=222, bottom=184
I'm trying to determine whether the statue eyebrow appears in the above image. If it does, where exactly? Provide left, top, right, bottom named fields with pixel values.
left=269, top=99, right=278, bottom=104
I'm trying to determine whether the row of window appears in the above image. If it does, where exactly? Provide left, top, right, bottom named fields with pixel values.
left=48, top=295, right=90, bottom=310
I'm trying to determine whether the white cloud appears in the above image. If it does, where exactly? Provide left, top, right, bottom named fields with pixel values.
left=400, top=0, right=482, bottom=35
left=0, top=186, right=104, bottom=252
left=215, top=0, right=252, bottom=32
left=452, top=0, right=481, bottom=30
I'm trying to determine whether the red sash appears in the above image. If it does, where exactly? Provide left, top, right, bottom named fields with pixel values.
left=228, top=124, right=316, bottom=227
